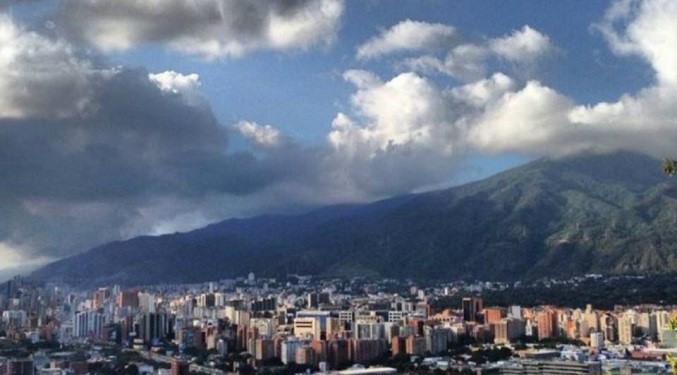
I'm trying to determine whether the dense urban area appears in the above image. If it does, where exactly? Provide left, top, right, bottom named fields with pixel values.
left=2, top=274, right=677, bottom=375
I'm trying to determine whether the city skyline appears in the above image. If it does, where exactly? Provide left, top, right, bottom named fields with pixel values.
left=3, top=273, right=677, bottom=374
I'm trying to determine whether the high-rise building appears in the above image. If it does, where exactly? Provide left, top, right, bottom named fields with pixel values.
left=197, top=294, right=215, bottom=308
left=494, top=318, right=525, bottom=344
left=618, top=314, right=634, bottom=345
left=177, top=326, right=204, bottom=349
left=295, top=345, right=316, bottom=366
left=294, top=317, right=321, bottom=340
left=138, top=293, right=156, bottom=313
left=2, top=310, right=27, bottom=328
left=405, top=336, right=426, bottom=356
left=255, top=338, right=276, bottom=362
left=73, top=310, right=106, bottom=339
left=350, top=339, right=387, bottom=364
left=170, top=359, right=189, bottom=375
left=390, top=336, right=405, bottom=356
left=536, top=309, right=558, bottom=340
left=655, top=310, right=670, bottom=342
left=116, top=291, right=139, bottom=308
left=484, top=307, right=506, bottom=324
left=296, top=310, right=331, bottom=339
left=251, top=318, right=274, bottom=337
left=590, top=331, right=604, bottom=349
left=600, top=313, right=617, bottom=343
left=93, top=288, right=110, bottom=309
left=462, top=297, right=483, bottom=323
left=355, top=323, right=385, bottom=340
left=424, top=326, right=449, bottom=354
left=328, top=338, right=349, bottom=370
left=636, top=312, right=657, bottom=338
left=5, top=359, right=34, bottom=375
left=281, top=338, right=307, bottom=364
left=311, top=339, right=328, bottom=364
left=508, top=306, right=522, bottom=319
left=307, top=292, right=331, bottom=308
left=251, top=298, right=277, bottom=312
left=138, top=312, right=173, bottom=343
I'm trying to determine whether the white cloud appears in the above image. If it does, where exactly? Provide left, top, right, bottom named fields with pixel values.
left=59, top=0, right=344, bottom=59
left=356, top=19, right=456, bottom=60
left=236, top=120, right=283, bottom=148
left=329, top=71, right=457, bottom=156
left=149, top=70, right=205, bottom=106
left=489, top=25, right=553, bottom=62
left=342, top=69, right=382, bottom=89
left=403, top=25, right=554, bottom=80
left=595, top=0, right=677, bottom=85
left=468, top=81, right=577, bottom=155
left=0, top=242, right=52, bottom=277
left=149, top=70, right=200, bottom=95
left=0, top=15, right=109, bottom=119
left=450, top=72, right=515, bottom=107
left=404, top=43, right=489, bottom=81
left=560, top=0, right=677, bottom=156
left=330, top=68, right=575, bottom=162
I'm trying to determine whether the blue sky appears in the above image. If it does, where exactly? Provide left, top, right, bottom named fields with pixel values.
left=0, top=0, right=676, bottom=277
left=97, top=0, right=654, bottom=181
left=102, top=0, right=650, bottom=142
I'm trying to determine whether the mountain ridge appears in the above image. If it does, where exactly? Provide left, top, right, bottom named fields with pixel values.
left=32, top=151, right=677, bottom=286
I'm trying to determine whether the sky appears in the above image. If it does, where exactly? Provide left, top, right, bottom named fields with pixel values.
left=0, top=0, right=676, bottom=279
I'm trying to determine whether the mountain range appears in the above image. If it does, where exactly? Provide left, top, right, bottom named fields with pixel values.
left=32, top=151, right=677, bottom=286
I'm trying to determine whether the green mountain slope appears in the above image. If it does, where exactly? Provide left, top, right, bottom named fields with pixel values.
left=32, top=151, right=677, bottom=285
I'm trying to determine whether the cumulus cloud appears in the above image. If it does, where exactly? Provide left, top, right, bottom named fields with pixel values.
left=563, top=0, right=677, bottom=155
left=149, top=70, right=205, bottom=106
left=57, top=0, right=344, bottom=59
left=330, top=1, right=677, bottom=169
left=488, top=25, right=553, bottom=62
left=595, top=0, right=677, bottom=85
left=330, top=70, right=457, bottom=156
left=356, top=19, right=456, bottom=60
left=149, top=70, right=200, bottom=95
left=403, top=25, right=554, bottom=80
left=468, top=81, right=578, bottom=155
left=236, top=120, right=283, bottom=148
left=449, top=72, right=515, bottom=107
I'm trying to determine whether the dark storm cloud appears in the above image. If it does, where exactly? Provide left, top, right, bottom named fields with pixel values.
left=0, top=14, right=326, bottom=260
left=0, top=12, right=351, bottom=263
left=0, top=68, right=281, bottom=202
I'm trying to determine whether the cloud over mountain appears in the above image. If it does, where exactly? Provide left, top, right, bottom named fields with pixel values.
left=0, top=16, right=286, bottom=267
left=335, top=0, right=677, bottom=160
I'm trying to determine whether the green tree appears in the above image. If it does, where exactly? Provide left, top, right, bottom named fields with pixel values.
left=663, top=158, right=677, bottom=175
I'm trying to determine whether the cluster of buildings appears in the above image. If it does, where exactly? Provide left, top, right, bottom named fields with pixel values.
left=2, top=275, right=677, bottom=374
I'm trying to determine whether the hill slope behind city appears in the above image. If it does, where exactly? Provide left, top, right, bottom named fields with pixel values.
left=32, top=151, right=677, bottom=286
